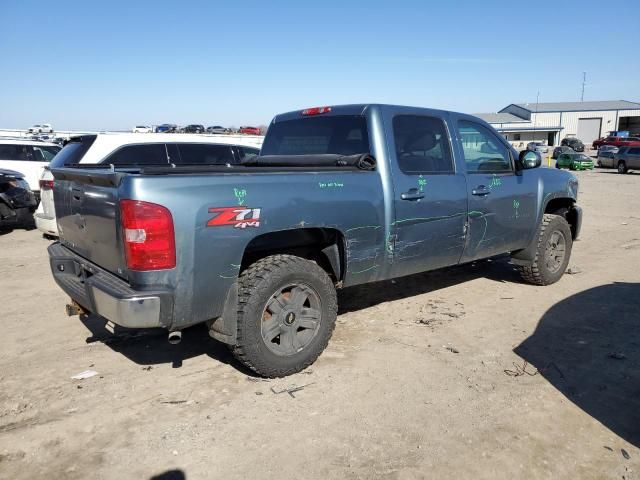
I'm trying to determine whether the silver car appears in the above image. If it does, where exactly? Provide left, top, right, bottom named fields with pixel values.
left=596, top=145, right=619, bottom=168
left=527, top=141, right=549, bottom=154
left=614, top=146, right=640, bottom=174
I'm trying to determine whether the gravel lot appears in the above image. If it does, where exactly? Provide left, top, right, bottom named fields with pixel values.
left=1, top=167, right=639, bottom=480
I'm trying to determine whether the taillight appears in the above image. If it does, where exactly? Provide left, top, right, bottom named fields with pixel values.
left=40, top=179, right=54, bottom=190
left=301, top=106, right=332, bottom=116
left=120, top=200, right=176, bottom=271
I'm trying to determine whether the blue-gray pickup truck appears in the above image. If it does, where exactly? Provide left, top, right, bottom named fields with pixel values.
left=48, top=104, right=582, bottom=377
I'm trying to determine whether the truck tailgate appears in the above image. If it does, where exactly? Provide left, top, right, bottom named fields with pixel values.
left=51, top=168, right=126, bottom=276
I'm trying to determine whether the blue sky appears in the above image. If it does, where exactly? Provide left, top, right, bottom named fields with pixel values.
left=1, top=0, right=638, bottom=130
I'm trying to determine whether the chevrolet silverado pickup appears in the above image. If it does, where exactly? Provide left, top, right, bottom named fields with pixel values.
left=48, top=104, right=582, bottom=377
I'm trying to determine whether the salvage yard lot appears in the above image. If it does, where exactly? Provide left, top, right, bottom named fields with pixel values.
left=1, top=169, right=639, bottom=480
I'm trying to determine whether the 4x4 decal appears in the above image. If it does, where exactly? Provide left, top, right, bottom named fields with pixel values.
left=207, top=207, right=261, bottom=229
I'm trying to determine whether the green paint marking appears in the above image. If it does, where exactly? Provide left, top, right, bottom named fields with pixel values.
left=392, top=212, right=466, bottom=225
left=513, top=199, right=520, bottom=219
left=318, top=181, right=345, bottom=189
left=488, top=174, right=502, bottom=189
left=345, top=225, right=382, bottom=233
left=351, top=265, right=379, bottom=275
left=233, top=188, right=247, bottom=205
left=418, top=175, right=427, bottom=192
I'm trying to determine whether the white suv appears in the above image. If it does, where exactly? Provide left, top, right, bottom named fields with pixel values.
left=35, top=133, right=263, bottom=236
left=0, top=139, right=61, bottom=194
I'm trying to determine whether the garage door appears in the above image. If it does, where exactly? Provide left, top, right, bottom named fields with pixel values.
left=577, top=118, right=602, bottom=145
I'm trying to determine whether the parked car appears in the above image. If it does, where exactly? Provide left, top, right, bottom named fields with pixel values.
left=527, top=141, right=549, bottom=154
left=596, top=145, right=619, bottom=168
left=556, top=152, right=594, bottom=171
left=183, top=124, right=205, bottom=134
left=207, top=126, right=227, bottom=134
left=593, top=136, right=640, bottom=150
left=35, top=133, right=262, bottom=237
left=132, top=125, right=152, bottom=133
left=47, top=104, right=582, bottom=377
left=0, top=168, right=37, bottom=231
left=239, top=126, right=261, bottom=135
left=552, top=145, right=574, bottom=159
left=155, top=124, right=178, bottom=133
left=28, top=123, right=53, bottom=134
left=560, top=137, right=584, bottom=152
left=0, top=139, right=61, bottom=196
left=613, top=146, right=640, bottom=174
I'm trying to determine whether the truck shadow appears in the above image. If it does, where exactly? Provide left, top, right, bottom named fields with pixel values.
left=79, top=257, right=520, bottom=374
left=514, top=282, right=640, bottom=447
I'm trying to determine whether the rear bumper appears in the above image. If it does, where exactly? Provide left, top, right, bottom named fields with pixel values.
left=35, top=213, right=58, bottom=236
left=48, top=242, right=174, bottom=329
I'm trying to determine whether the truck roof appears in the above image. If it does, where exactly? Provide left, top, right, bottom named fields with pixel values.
left=271, top=104, right=463, bottom=123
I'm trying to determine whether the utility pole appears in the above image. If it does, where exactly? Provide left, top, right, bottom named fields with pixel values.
left=581, top=72, right=586, bottom=102
left=533, top=91, right=539, bottom=141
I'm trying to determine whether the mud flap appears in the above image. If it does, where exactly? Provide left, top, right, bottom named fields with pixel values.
left=207, top=282, right=238, bottom=345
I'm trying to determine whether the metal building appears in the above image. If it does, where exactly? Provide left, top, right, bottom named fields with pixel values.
left=475, top=100, right=640, bottom=150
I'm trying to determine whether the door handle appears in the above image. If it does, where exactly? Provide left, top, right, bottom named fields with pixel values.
left=401, top=188, right=425, bottom=201
left=472, top=185, right=491, bottom=196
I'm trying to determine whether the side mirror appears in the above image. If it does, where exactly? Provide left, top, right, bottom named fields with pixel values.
left=519, top=150, right=541, bottom=169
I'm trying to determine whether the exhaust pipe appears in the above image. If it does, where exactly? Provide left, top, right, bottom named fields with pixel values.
left=168, top=331, right=182, bottom=345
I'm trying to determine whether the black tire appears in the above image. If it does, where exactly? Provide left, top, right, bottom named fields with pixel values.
left=618, top=161, right=628, bottom=174
left=517, top=214, right=572, bottom=286
left=232, top=254, right=338, bottom=377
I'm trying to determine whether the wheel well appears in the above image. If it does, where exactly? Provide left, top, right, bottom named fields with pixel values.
left=241, top=228, right=345, bottom=282
left=545, top=198, right=578, bottom=239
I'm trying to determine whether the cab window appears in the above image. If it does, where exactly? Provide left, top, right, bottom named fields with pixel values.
left=457, top=120, right=512, bottom=173
left=392, top=115, right=453, bottom=174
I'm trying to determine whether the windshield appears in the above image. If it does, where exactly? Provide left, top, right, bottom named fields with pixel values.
left=261, top=115, right=370, bottom=156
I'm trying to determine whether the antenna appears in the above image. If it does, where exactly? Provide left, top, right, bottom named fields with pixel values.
left=580, top=72, right=586, bottom=102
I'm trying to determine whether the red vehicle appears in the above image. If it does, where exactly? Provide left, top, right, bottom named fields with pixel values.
left=239, top=126, right=261, bottom=135
left=592, top=136, right=640, bottom=150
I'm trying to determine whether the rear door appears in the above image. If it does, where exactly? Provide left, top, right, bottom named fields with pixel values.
left=0, top=144, right=44, bottom=192
left=454, top=118, right=537, bottom=261
left=385, top=111, right=468, bottom=277
left=627, top=147, right=640, bottom=169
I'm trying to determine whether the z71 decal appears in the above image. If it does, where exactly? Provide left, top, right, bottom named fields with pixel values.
left=207, top=207, right=262, bottom=229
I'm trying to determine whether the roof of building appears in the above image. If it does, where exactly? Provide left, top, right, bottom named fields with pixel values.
left=504, top=100, right=640, bottom=113
left=473, top=112, right=529, bottom=124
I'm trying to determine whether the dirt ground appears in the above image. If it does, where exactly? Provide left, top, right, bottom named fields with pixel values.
left=1, top=168, right=639, bottom=480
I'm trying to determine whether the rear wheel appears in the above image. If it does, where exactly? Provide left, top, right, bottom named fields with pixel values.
left=618, top=161, right=628, bottom=174
left=517, top=214, right=572, bottom=286
left=232, top=254, right=338, bottom=377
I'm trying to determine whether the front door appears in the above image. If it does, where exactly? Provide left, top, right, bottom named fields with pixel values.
left=454, top=119, right=537, bottom=262
left=387, top=113, right=468, bottom=278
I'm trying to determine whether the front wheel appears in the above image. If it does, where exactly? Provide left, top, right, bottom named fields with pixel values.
left=618, top=161, right=628, bottom=174
left=516, top=214, right=572, bottom=286
left=232, top=254, right=338, bottom=377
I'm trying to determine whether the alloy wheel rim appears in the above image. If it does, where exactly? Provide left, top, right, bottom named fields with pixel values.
left=261, top=283, right=322, bottom=356
left=544, top=230, right=566, bottom=274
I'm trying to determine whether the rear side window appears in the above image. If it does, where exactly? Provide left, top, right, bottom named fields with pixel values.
left=457, top=120, right=512, bottom=173
left=237, top=146, right=260, bottom=162
left=105, top=144, right=168, bottom=166
left=176, top=144, right=235, bottom=164
left=32, top=145, right=60, bottom=161
left=392, top=115, right=453, bottom=174
left=50, top=136, right=97, bottom=167
left=0, top=144, right=33, bottom=161
left=261, top=116, right=370, bottom=156
left=629, top=147, right=640, bottom=155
